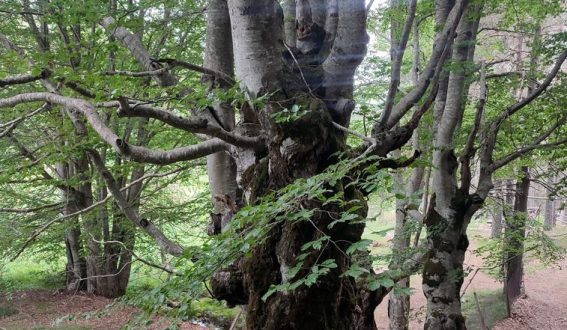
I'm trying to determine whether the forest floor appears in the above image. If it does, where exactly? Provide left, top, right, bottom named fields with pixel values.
left=374, top=222, right=567, bottom=330
left=1, top=222, right=566, bottom=329
left=0, top=290, right=210, bottom=330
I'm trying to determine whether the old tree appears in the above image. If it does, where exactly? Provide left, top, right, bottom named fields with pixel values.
left=1, top=0, right=566, bottom=329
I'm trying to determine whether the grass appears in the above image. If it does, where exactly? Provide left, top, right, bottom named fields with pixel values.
left=0, top=305, right=19, bottom=318
left=191, top=298, right=240, bottom=328
left=462, top=289, right=508, bottom=329
left=0, top=257, right=65, bottom=292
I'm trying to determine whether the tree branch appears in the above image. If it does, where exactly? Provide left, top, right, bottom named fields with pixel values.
left=100, top=17, right=177, bottom=87
left=0, top=93, right=230, bottom=165
left=460, top=61, right=487, bottom=192
left=492, top=49, right=567, bottom=129
left=87, top=149, right=185, bottom=256
left=490, top=119, right=567, bottom=171
left=113, top=100, right=264, bottom=149
left=0, top=69, right=49, bottom=87
left=0, top=202, right=61, bottom=214
left=381, top=0, right=468, bottom=130
left=156, top=58, right=235, bottom=86
left=378, top=0, right=417, bottom=128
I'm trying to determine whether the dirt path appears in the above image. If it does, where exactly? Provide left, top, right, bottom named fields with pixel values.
left=374, top=238, right=501, bottom=329
left=374, top=234, right=567, bottom=329
left=0, top=290, right=207, bottom=330
left=493, top=257, right=567, bottom=330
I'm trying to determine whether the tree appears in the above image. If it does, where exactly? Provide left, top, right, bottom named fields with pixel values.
left=1, top=0, right=566, bottom=328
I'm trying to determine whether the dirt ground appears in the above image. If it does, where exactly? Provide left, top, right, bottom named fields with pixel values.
left=0, top=290, right=208, bottom=330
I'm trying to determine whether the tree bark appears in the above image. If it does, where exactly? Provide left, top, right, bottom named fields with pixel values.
left=491, top=182, right=503, bottom=238
left=220, top=1, right=380, bottom=329
left=543, top=175, right=556, bottom=231
left=204, top=0, right=240, bottom=217
left=423, top=1, right=482, bottom=328
left=505, top=166, right=529, bottom=315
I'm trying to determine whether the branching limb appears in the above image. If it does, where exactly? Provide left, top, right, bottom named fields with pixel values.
left=9, top=164, right=190, bottom=262
left=492, top=49, right=567, bottom=128
left=490, top=118, right=567, bottom=171
left=114, top=100, right=264, bottom=149
left=93, top=239, right=179, bottom=275
left=381, top=0, right=467, bottom=130
left=100, top=17, right=177, bottom=87
left=104, top=68, right=168, bottom=77
left=378, top=0, right=417, bottom=128
left=87, top=149, right=185, bottom=256
left=0, top=93, right=230, bottom=165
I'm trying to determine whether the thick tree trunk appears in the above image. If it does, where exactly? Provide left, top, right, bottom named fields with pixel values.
left=204, top=0, right=239, bottom=216
left=217, top=1, right=378, bottom=329
left=505, top=166, right=529, bottom=315
left=422, top=193, right=472, bottom=330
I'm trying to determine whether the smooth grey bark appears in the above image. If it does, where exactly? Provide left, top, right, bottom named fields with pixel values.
left=388, top=10, right=423, bottom=329
left=204, top=0, right=239, bottom=216
left=423, top=1, right=482, bottom=328
left=100, top=17, right=177, bottom=87
left=57, top=162, right=87, bottom=291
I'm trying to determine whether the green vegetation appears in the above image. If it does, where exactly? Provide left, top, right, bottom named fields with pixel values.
left=0, top=305, right=19, bottom=318
left=462, top=290, right=508, bottom=329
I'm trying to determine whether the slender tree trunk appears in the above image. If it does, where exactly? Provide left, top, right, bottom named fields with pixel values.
left=491, top=182, right=503, bottom=238
left=388, top=13, right=424, bottom=327
left=504, top=166, right=529, bottom=315
left=543, top=175, right=556, bottom=231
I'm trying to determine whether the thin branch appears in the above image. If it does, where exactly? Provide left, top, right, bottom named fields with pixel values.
left=0, top=202, right=61, bottom=214
left=10, top=165, right=189, bottom=261
left=0, top=103, right=50, bottom=129
left=104, top=68, right=168, bottom=77
left=493, top=49, right=567, bottom=128
left=491, top=134, right=567, bottom=172
left=382, top=0, right=467, bottom=130
left=93, top=238, right=179, bottom=275
left=87, top=149, right=185, bottom=257
left=332, top=121, right=375, bottom=143
left=378, top=0, right=418, bottom=129
left=0, top=69, right=49, bottom=87
left=156, top=58, right=235, bottom=86
left=460, top=61, right=487, bottom=191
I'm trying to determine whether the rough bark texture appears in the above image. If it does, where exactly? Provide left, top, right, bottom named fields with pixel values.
left=217, top=1, right=383, bottom=329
